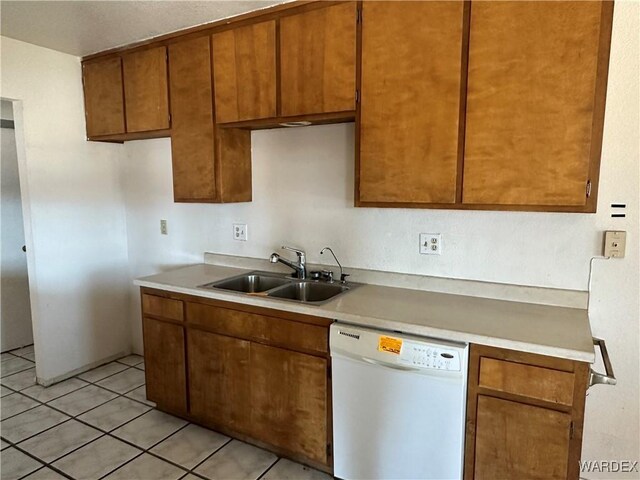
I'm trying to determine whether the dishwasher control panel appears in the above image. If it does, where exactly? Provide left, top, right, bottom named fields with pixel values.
left=399, top=341, right=462, bottom=371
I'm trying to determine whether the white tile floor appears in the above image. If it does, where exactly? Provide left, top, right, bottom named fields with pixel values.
left=1, top=347, right=333, bottom=480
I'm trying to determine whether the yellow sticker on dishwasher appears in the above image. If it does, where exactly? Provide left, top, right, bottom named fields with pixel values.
left=378, top=336, right=402, bottom=355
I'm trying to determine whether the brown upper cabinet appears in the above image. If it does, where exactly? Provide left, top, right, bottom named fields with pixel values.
left=81, top=0, right=613, bottom=212
left=83, top=47, right=169, bottom=139
left=122, top=46, right=170, bottom=133
left=212, top=21, right=277, bottom=123
left=462, top=1, right=613, bottom=210
left=357, top=1, right=467, bottom=205
left=83, top=57, right=125, bottom=137
left=168, top=36, right=251, bottom=203
left=280, top=2, right=357, bottom=117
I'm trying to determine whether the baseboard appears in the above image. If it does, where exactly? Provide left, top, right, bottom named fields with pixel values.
left=36, top=350, right=130, bottom=386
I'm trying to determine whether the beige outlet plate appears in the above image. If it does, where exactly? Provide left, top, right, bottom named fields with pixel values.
left=604, top=231, right=626, bottom=258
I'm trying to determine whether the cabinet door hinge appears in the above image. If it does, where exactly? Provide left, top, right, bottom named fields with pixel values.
left=570, top=422, right=574, bottom=439
left=327, top=364, right=332, bottom=379
left=355, top=89, right=360, bottom=104
left=586, top=180, right=592, bottom=198
left=326, top=443, right=332, bottom=458
left=356, top=7, right=361, bottom=24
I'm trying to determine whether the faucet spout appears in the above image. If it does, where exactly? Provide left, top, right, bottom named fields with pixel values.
left=321, top=247, right=349, bottom=283
left=269, top=247, right=307, bottom=279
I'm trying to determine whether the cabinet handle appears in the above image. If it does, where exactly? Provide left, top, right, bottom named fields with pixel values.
left=589, top=337, right=616, bottom=387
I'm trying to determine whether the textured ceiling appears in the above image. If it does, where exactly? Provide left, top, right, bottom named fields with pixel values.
left=0, top=0, right=287, bottom=57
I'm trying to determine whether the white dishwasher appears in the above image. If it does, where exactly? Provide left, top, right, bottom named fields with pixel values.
left=330, top=323, right=468, bottom=480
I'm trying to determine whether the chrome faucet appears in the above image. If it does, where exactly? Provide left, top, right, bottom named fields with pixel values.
left=320, top=247, right=349, bottom=283
left=270, top=246, right=307, bottom=279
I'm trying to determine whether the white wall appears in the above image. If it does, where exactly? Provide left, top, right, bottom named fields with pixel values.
left=120, top=2, right=639, bottom=471
left=1, top=101, right=34, bottom=351
left=581, top=5, right=640, bottom=477
left=0, top=37, right=131, bottom=382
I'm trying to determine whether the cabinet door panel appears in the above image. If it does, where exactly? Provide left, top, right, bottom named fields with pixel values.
left=250, top=343, right=328, bottom=464
left=280, top=3, right=356, bottom=116
left=168, top=36, right=217, bottom=201
left=463, top=1, right=605, bottom=206
left=123, top=46, right=170, bottom=133
left=358, top=1, right=465, bottom=204
left=142, top=318, right=187, bottom=413
left=474, top=396, right=571, bottom=480
left=213, top=21, right=276, bottom=123
left=188, top=330, right=251, bottom=434
left=83, top=58, right=125, bottom=137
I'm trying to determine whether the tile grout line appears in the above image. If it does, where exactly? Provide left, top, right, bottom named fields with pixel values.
left=4, top=355, right=302, bottom=480
left=0, top=364, right=36, bottom=379
left=5, top=387, right=264, bottom=480
left=8, top=436, right=76, bottom=480
left=185, top=436, right=234, bottom=476
left=3, top=356, right=159, bottom=480
left=93, top=422, right=195, bottom=480
left=5, top=384, right=194, bottom=479
left=2, top=368, right=151, bottom=451
left=257, top=458, right=282, bottom=480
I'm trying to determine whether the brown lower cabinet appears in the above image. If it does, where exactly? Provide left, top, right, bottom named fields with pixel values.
left=140, top=288, right=333, bottom=471
left=465, top=344, right=590, bottom=480
left=142, top=316, right=187, bottom=413
left=141, top=288, right=592, bottom=477
left=250, top=343, right=328, bottom=464
left=188, top=330, right=251, bottom=434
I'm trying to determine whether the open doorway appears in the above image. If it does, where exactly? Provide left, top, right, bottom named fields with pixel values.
left=1, top=99, right=35, bottom=374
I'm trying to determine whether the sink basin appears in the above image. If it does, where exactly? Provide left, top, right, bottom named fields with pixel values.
left=200, top=271, right=357, bottom=305
left=267, top=282, right=350, bottom=303
left=204, top=274, right=291, bottom=293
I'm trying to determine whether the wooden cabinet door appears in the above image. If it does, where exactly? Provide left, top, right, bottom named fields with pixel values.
left=463, top=1, right=610, bottom=207
left=168, top=36, right=251, bottom=203
left=168, top=36, right=217, bottom=201
left=188, top=329, right=251, bottom=434
left=142, top=317, right=187, bottom=413
left=474, top=396, right=572, bottom=480
left=280, top=3, right=356, bottom=117
left=82, top=57, right=125, bottom=137
left=358, top=1, right=466, bottom=205
left=250, top=343, right=328, bottom=464
left=212, top=21, right=276, bottom=123
left=122, top=46, right=170, bottom=133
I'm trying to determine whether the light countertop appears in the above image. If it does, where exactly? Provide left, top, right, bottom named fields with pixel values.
left=134, top=263, right=595, bottom=363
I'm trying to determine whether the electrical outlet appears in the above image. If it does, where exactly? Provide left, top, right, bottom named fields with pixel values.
left=604, top=230, right=626, bottom=258
left=160, top=219, right=168, bottom=235
left=233, top=223, right=247, bottom=241
left=420, top=233, right=441, bottom=255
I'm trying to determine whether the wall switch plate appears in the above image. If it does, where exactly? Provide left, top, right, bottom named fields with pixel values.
left=160, top=219, right=168, bottom=235
left=420, top=233, right=442, bottom=255
left=233, top=223, right=247, bottom=241
left=604, top=230, right=626, bottom=258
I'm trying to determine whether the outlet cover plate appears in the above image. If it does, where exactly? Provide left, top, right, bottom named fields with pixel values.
left=604, top=230, right=626, bottom=258
left=233, top=224, right=247, bottom=241
left=420, top=233, right=441, bottom=255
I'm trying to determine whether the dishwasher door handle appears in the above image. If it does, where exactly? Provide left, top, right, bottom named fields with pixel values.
left=589, top=337, right=616, bottom=387
left=362, top=357, right=420, bottom=372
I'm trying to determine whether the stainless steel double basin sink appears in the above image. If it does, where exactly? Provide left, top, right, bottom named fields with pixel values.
left=199, top=271, right=356, bottom=305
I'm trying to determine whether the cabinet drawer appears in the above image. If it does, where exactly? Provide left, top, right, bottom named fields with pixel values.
left=142, top=294, right=184, bottom=322
left=186, top=303, right=328, bottom=355
left=479, top=357, right=574, bottom=406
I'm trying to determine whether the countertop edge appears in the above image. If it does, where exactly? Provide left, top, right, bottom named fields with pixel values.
left=135, top=278, right=596, bottom=364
